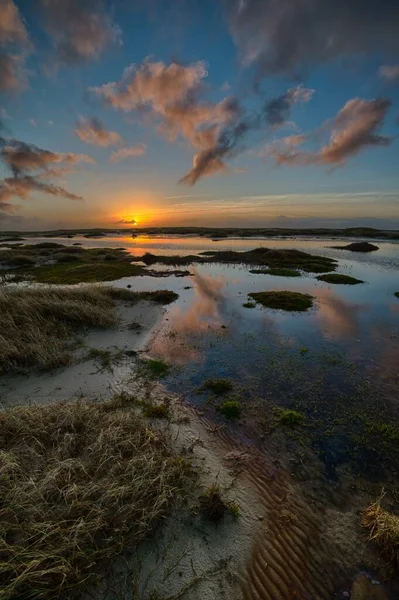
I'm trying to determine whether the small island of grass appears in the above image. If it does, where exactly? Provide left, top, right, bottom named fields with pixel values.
left=250, top=268, right=301, bottom=277
left=332, top=242, right=379, bottom=253
left=316, top=273, right=364, bottom=285
left=395, top=292, right=399, bottom=298
left=248, top=291, right=314, bottom=312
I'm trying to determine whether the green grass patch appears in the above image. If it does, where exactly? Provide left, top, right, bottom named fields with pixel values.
left=0, top=243, right=147, bottom=284
left=0, top=400, right=187, bottom=600
left=395, top=292, right=399, bottom=298
left=369, top=423, right=399, bottom=443
left=277, top=409, right=305, bottom=427
left=249, top=291, right=314, bottom=312
left=242, top=301, right=256, bottom=308
left=142, top=358, right=169, bottom=378
left=30, top=261, right=143, bottom=284
left=316, top=273, right=364, bottom=285
left=202, top=378, right=233, bottom=395
left=217, top=400, right=242, bottom=420
left=250, top=268, right=301, bottom=277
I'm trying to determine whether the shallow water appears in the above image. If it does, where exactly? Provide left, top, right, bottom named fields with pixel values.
left=21, top=235, right=399, bottom=398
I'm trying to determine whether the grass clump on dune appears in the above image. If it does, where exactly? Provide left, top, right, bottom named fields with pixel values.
left=362, top=494, right=399, bottom=566
left=0, top=286, right=177, bottom=374
left=0, top=400, right=187, bottom=600
left=316, top=273, right=364, bottom=285
left=249, top=291, right=314, bottom=312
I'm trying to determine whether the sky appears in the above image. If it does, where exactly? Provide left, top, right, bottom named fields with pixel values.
left=0, top=0, right=399, bottom=231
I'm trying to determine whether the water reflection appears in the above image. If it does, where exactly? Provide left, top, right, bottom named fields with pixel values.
left=314, top=288, right=368, bottom=340
left=151, top=269, right=226, bottom=364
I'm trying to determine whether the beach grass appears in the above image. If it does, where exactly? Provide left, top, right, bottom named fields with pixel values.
left=0, top=400, right=187, bottom=600
left=0, top=286, right=177, bottom=374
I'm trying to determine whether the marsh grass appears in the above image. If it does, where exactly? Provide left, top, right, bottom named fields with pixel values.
left=333, top=242, right=379, bottom=253
left=132, top=247, right=337, bottom=273
left=0, top=286, right=177, bottom=374
left=249, top=291, right=314, bottom=312
left=31, top=261, right=143, bottom=284
left=395, top=292, right=399, bottom=298
left=250, top=268, right=301, bottom=277
left=0, top=400, right=187, bottom=600
left=316, top=273, right=364, bottom=285
left=362, top=495, right=399, bottom=566
left=0, top=244, right=145, bottom=284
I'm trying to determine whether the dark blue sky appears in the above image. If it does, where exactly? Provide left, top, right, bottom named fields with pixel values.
left=1, top=0, right=398, bottom=229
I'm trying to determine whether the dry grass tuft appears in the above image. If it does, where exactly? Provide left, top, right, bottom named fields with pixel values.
left=361, top=493, right=399, bottom=566
left=0, top=286, right=177, bottom=374
left=0, top=400, right=187, bottom=600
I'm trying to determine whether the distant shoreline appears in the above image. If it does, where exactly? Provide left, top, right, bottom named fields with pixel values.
left=1, top=225, right=399, bottom=241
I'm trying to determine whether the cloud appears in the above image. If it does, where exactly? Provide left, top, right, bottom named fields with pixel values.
left=91, top=60, right=208, bottom=112
left=0, top=1, right=28, bottom=46
left=29, top=118, right=37, bottom=127
left=0, top=134, right=95, bottom=208
left=75, top=116, right=123, bottom=147
left=39, top=0, right=121, bottom=66
left=1, top=139, right=94, bottom=176
left=0, top=2, right=31, bottom=92
left=116, top=218, right=137, bottom=225
left=92, top=59, right=242, bottom=182
left=0, top=176, right=83, bottom=202
left=264, top=85, right=314, bottom=127
left=110, top=144, right=146, bottom=163
left=224, top=0, right=399, bottom=77
left=0, top=52, right=27, bottom=92
left=266, top=98, right=392, bottom=167
left=379, top=65, right=399, bottom=82
left=179, top=87, right=314, bottom=185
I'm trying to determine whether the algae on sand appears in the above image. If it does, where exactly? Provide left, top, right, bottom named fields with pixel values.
left=249, top=291, right=314, bottom=312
